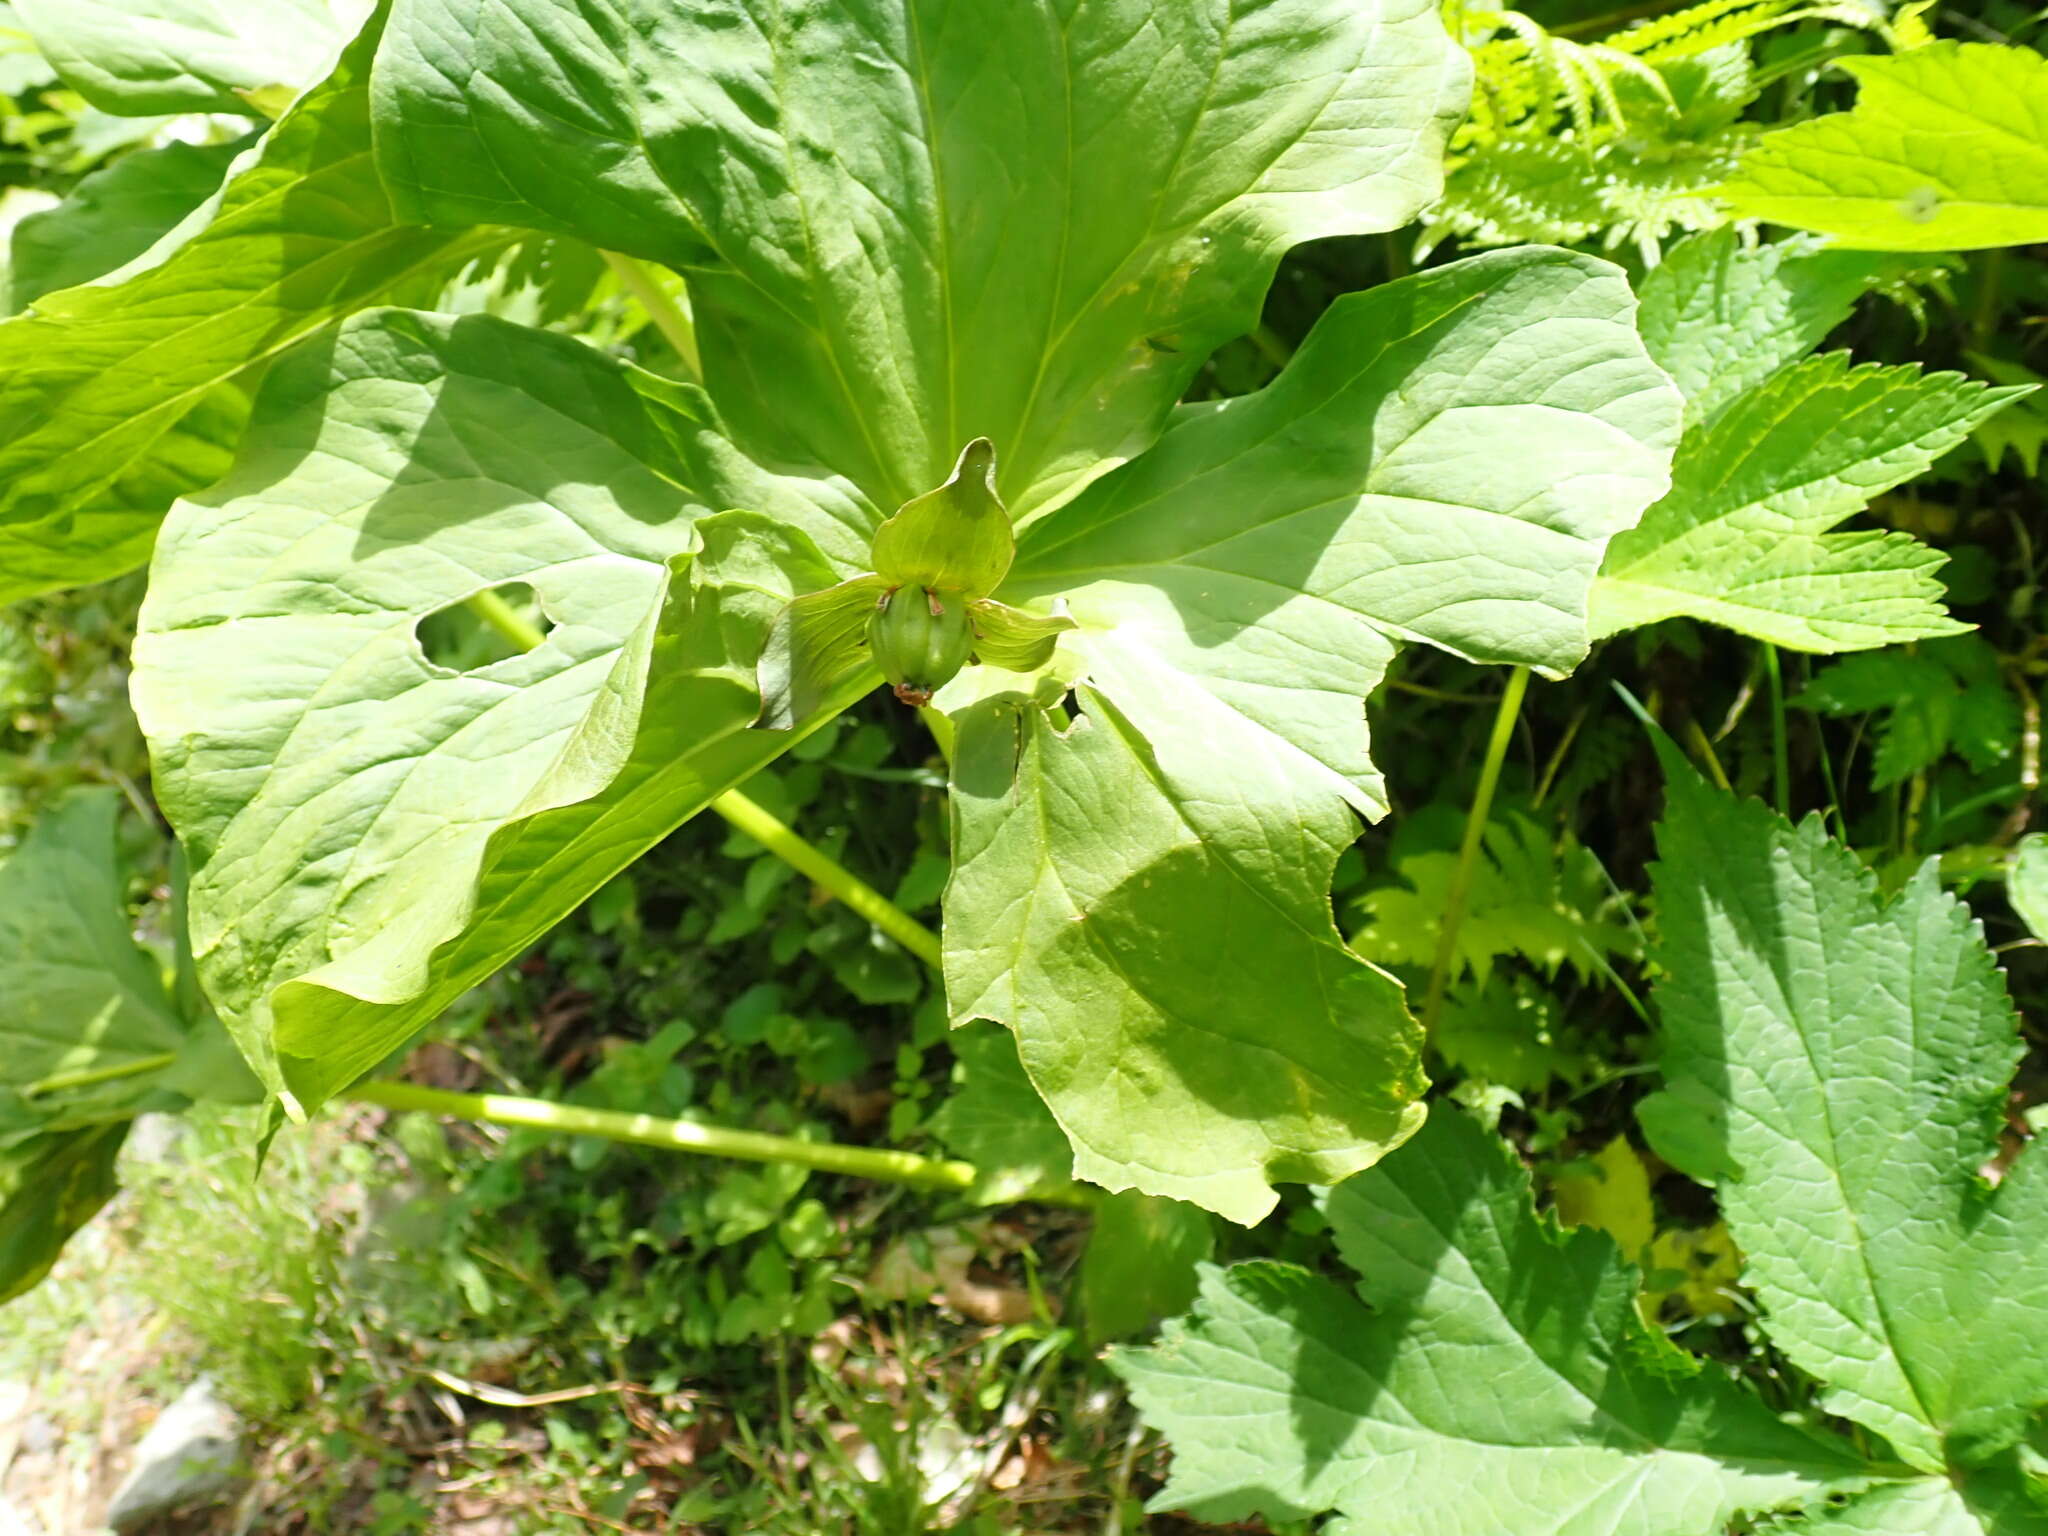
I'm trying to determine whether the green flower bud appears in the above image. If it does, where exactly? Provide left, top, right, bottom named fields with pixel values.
left=867, top=586, right=974, bottom=707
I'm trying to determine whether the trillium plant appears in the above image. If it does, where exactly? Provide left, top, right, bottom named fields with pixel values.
left=4, top=0, right=2047, bottom=1525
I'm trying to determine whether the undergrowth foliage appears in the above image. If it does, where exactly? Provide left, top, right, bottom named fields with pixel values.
left=1, top=0, right=2046, bottom=1530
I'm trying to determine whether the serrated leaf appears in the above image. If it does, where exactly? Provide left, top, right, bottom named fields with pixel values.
left=1112, top=1109, right=1868, bottom=1534
left=374, top=0, right=1470, bottom=520
left=1645, top=741, right=2048, bottom=1471
left=944, top=688, right=1425, bottom=1225
left=1592, top=355, right=2023, bottom=650
left=1797, top=638, right=2017, bottom=791
left=0, top=18, right=505, bottom=604
left=1634, top=231, right=1903, bottom=428
left=7, top=136, right=243, bottom=308
left=131, top=309, right=876, bottom=1111
left=14, top=0, right=371, bottom=115
left=1715, top=43, right=2048, bottom=252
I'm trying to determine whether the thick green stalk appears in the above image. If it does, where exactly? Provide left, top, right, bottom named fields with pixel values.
left=710, top=790, right=942, bottom=969
left=350, top=1080, right=978, bottom=1192
left=1420, top=667, right=1529, bottom=1038
left=459, top=593, right=941, bottom=969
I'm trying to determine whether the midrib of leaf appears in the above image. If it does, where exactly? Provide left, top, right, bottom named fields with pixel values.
left=758, top=2, right=909, bottom=505
left=901, top=0, right=959, bottom=464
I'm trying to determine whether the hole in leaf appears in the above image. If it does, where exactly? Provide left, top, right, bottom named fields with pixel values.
left=415, top=582, right=556, bottom=671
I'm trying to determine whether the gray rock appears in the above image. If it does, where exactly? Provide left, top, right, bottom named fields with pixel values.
left=103, top=1378, right=244, bottom=1532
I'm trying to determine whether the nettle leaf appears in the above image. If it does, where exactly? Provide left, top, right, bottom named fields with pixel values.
left=0, top=16, right=505, bottom=605
left=948, top=248, right=1677, bottom=1220
left=1593, top=354, right=2020, bottom=650
left=1593, top=232, right=2027, bottom=651
left=1632, top=231, right=1902, bottom=429
left=132, top=309, right=876, bottom=1111
left=1715, top=43, right=2048, bottom=252
left=6, top=137, right=244, bottom=309
left=1112, top=1109, right=1868, bottom=1535
left=1642, top=740, right=2048, bottom=1475
left=14, top=0, right=373, bottom=116
left=373, top=0, right=1470, bottom=518
left=1797, top=636, right=2019, bottom=791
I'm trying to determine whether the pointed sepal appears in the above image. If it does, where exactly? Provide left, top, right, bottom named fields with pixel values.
left=870, top=438, right=1013, bottom=598
left=969, top=598, right=1075, bottom=675
left=756, top=573, right=888, bottom=730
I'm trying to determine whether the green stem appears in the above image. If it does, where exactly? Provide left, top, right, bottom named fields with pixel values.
left=466, top=586, right=545, bottom=651
left=349, top=1080, right=979, bottom=1192
left=23, top=1052, right=177, bottom=1099
left=459, top=595, right=942, bottom=970
left=1763, top=643, right=1791, bottom=817
left=1420, top=667, right=1529, bottom=1037
left=603, top=251, right=702, bottom=383
left=710, top=788, right=942, bottom=970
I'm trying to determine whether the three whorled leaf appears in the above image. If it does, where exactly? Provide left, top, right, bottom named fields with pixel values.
left=372, top=0, right=1470, bottom=518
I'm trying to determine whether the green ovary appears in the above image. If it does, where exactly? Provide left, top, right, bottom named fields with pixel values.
left=867, top=586, right=974, bottom=707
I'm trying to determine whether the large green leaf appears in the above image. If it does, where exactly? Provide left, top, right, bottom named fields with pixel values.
left=1714, top=43, right=2048, bottom=252
left=6, top=137, right=243, bottom=308
left=14, top=0, right=373, bottom=116
left=0, top=787, right=256, bottom=1307
left=1643, top=743, right=2048, bottom=1473
left=132, top=309, right=876, bottom=1111
left=945, top=249, right=1678, bottom=1220
left=0, top=788, right=184, bottom=1105
left=0, top=1124, right=126, bottom=1305
left=372, top=0, right=1470, bottom=518
left=1591, top=353, right=2022, bottom=651
left=1112, top=1109, right=1869, bottom=1534
left=1791, top=1463, right=2048, bottom=1536
left=0, top=16, right=502, bottom=605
